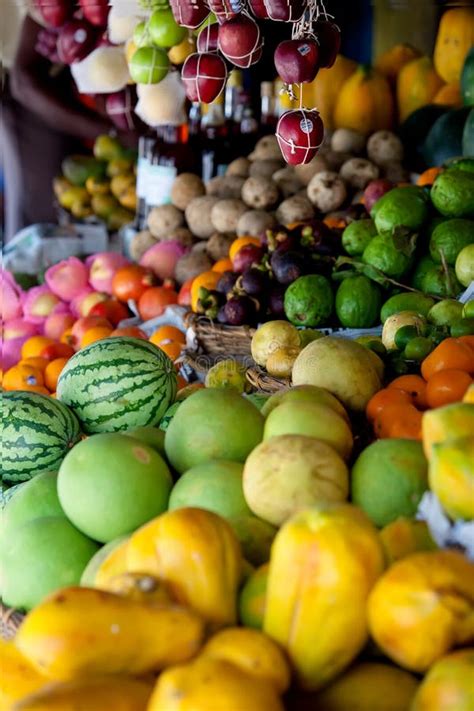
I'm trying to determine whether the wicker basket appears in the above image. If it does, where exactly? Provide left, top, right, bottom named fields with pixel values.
left=246, top=366, right=290, bottom=393
left=185, top=313, right=256, bottom=357
left=1, top=602, right=24, bottom=640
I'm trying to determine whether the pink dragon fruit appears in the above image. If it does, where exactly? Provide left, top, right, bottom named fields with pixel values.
left=45, top=256, right=89, bottom=301
left=1, top=269, right=23, bottom=320
left=86, top=252, right=129, bottom=294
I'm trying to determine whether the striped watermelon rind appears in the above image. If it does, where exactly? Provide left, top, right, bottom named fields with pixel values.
left=56, top=337, right=177, bottom=434
left=2, top=391, right=81, bottom=484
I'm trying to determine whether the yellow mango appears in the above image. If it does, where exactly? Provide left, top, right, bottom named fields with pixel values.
left=147, top=656, right=285, bottom=711
left=411, top=648, right=474, bottom=711
left=312, top=662, right=419, bottom=711
left=422, top=402, right=474, bottom=460
left=127, top=508, right=243, bottom=628
left=464, top=383, right=474, bottom=403
left=375, top=43, right=422, bottom=84
left=433, top=82, right=462, bottom=107
left=11, top=676, right=153, bottom=711
left=301, top=54, right=357, bottom=129
left=380, top=517, right=437, bottom=565
left=429, top=436, right=474, bottom=520
left=434, top=7, right=474, bottom=84
left=263, top=503, right=385, bottom=690
left=15, top=586, right=204, bottom=680
left=201, top=628, right=291, bottom=694
left=368, top=550, right=474, bottom=672
left=397, top=56, right=444, bottom=122
left=334, top=65, right=394, bottom=135
left=0, top=639, right=48, bottom=709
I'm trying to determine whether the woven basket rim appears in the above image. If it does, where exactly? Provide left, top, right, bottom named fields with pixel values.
left=1, top=601, right=24, bottom=640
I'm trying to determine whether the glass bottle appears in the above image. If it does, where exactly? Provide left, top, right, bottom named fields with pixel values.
left=259, top=81, right=277, bottom=135
left=235, top=90, right=259, bottom=155
left=201, top=94, right=232, bottom=182
left=146, top=124, right=194, bottom=211
left=135, top=130, right=155, bottom=230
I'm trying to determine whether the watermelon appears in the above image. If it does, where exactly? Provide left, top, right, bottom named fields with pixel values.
left=461, top=47, right=474, bottom=107
left=463, top=109, right=474, bottom=157
left=57, top=337, right=177, bottom=434
left=1, top=392, right=80, bottom=484
left=422, top=107, right=471, bottom=167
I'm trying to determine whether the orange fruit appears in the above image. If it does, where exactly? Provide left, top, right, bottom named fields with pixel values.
left=150, top=325, right=186, bottom=347
left=138, top=287, right=178, bottom=321
left=20, top=357, right=49, bottom=372
left=229, top=236, right=260, bottom=262
left=3, top=363, right=48, bottom=393
left=61, top=328, right=75, bottom=347
left=417, top=166, right=442, bottom=187
left=366, top=388, right=412, bottom=422
left=388, top=374, right=428, bottom=410
left=425, top=369, right=473, bottom=409
left=44, top=357, right=69, bottom=392
left=374, top=402, right=423, bottom=440
left=457, top=335, right=474, bottom=353
left=158, top=341, right=183, bottom=362
left=112, top=264, right=156, bottom=303
left=80, top=326, right=113, bottom=348
left=421, top=338, right=474, bottom=380
left=212, top=258, right=233, bottom=273
left=21, top=336, right=55, bottom=360
left=190, top=271, right=221, bottom=312
left=110, top=326, right=148, bottom=339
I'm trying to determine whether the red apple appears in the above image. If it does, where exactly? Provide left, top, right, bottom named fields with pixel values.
left=105, top=87, right=138, bottom=131
left=197, top=23, right=219, bottom=53
left=276, top=109, right=324, bottom=166
left=314, top=19, right=341, bottom=68
left=248, top=0, right=269, bottom=19
left=207, top=0, right=241, bottom=22
left=181, top=52, right=227, bottom=103
left=218, top=15, right=263, bottom=68
left=57, top=19, right=97, bottom=64
left=274, top=39, right=320, bottom=85
left=263, top=0, right=305, bottom=22
left=34, top=0, right=73, bottom=28
left=364, top=179, right=394, bottom=214
left=79, top=0, right=109, bottom=28
left=170, top=0, right=210, bottom=29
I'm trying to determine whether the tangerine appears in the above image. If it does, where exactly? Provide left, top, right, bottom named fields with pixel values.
left=388, top=374, right=428, bottom=410
left=150, top=325, right=186, bottom=347
left=112, top=264, right=156, bottom=303
left=3, top=363, right=48, bottom=393
left=212, top=258, right=233, bottom=273
left=110, top=326, right=148, bottom=339
left=425, top=369, right=473, bottom=409
left=20, top=357, right=49, bottom=372
left=374, top=402, right=422, bottom=440
left=44, top=357, right=69, bottom=392
left=366, top=388, right=412, bottom=422
left=138, top=287, right=178, bottom=321
left=157, top=341, right=183, bottom=362
left=421, top=338, right=474, bottom=380
left=80, top=326, right=113, bottom=348
left=21, top=336, right=55, bottom=360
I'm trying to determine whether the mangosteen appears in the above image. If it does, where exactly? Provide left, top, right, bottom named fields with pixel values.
left=224, top=295, right=257, bottom=326
left=216, top=270, right=239, bottom=295
left=268, top=284, right=287, bottom=317
left=240, top=268, right=269, bottom=296
left=270, top=250, right=306, bottom=284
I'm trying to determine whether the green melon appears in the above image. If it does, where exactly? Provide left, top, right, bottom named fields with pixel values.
left=239, top=563, right=268, bottom=630
left=1, top=516, right=99, bottom=611
left=122, top=426, right=166, bottom=456
left=1, top=392, right=80, bottom=484
left=461, top=47, right=474, bottom=107
left=80, top=536, right=129, bottom=586
left=1, top=471, right=64, bottom=540
left=57, top=337, right=177, bottom=434
left=165, top=388, right=264, bottom=474
left=58, top=433, right=173, bottom=543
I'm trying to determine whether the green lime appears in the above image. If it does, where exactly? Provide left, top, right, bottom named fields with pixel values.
left=463, top=300, right=474, bottom=319
left=429, top=219, right=474, bottom=266
left=427, top=299, right=464, bottom=326
left=149, top=8, right=187, bottom=47
left=352, top=439, right=429, bottom=527
left=450, top=318, right=474, bottom=337
left=335, top=276, right=382, bottom=328
left=394, top=325, right=420, bottom=350
left=342, top=219, right=377, bottom=256
left=362, top=235, right=413, bottom=279
left=455, top=244, right=474, bottom=287
left=284, top=275, right=334, bottom=327
left=404, top=336, right=433, bottom=361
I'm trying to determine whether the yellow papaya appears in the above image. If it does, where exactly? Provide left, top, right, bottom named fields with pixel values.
left=380, top=517, right=437, bottom=565
left=333, top=65, right=394, bottom=135
left=429, top=436, right=474, bottom=520
left=411, top=648, right=474, bottom=711
left=201, top=627, right=291, bottom=694
left=434, top=7, right=474, bottom=84
left=368, top=550, right=474, bottom=672
left=11, top=676, right=153, bottom=711
left=433, top=83, right=463, bottom=107
left=301, top=54, right=357, bottom=129
left=147, top=656, right=285, bottom=711
left=312, top=662, right=419, bottom=711
left=263, top=503, right=385, bottom=690
left=100, top=572, right=176, bottom=604
left=422, top=402, right=474, bottom=460
left=375, top=43, right=422, bottom=84
left=397, top=56, right=444, bottom=122
left=126, top=508, right=243, bottom=628
left=15, top=586, right=204, bottom=680
left=0, top=639, right=48, bottom=709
